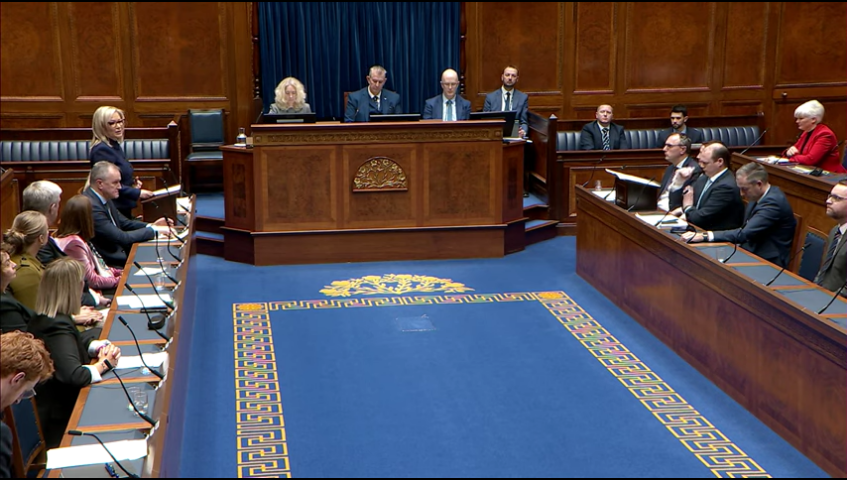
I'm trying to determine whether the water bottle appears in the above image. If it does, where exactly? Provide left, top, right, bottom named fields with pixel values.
left=236, top=127, right=247, bottom=146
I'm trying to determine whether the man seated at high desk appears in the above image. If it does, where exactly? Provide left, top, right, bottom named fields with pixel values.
left=344, top=65, right=402, bottom=122
left=84, top=161, right=172, bottom=268
left=423, top=69, right=470, bottom=121
left=669, top=141, right=745, bottom=232
left=482, top=65, right=529, bottom=138
left=681, top=162, right=796, bottom=267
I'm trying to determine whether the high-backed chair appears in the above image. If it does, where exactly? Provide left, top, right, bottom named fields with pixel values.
left=185, top=109, right=225, bottom=193
left=789, top=213, right=805, bottom=273
left=798, top=226, right=828, bottom=282
left=4, top=397, right=46, bottom=478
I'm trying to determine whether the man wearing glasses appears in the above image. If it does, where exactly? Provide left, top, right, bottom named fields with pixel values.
left=423, top=69, right=470, bottom=121
left=1, top=331, right=54, bottom=478
left=815, top=181, right=847, bottom=294
left=681, top=162, right=796, bottom=267
left=657, top=133, right=701, bottom=211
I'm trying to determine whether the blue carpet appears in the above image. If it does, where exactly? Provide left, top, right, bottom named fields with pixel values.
left=179, top=237, right=828, bottom=478
left=195, top=192, right=224, bottom=219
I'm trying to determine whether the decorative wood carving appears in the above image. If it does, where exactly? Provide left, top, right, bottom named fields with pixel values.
left=353, top=157, right=408, bottom=192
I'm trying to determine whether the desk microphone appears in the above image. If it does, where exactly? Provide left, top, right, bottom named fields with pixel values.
left=155, top=222, right=181, bottom=264
left=738, top=127, right=769, bottom=156
left=765, top=242, right=811, bottom=286
left=817, top=282, right=847, bottom=315
left=103, top=360, right=156, bottom=427
left=67, top=430, right=139, bottom=478
left=132, top=262, right=175, bottom=310
left=719, top=243, right=739, bottom=263
left=154, top=233, right=180, bottom=282
left=123, top=284, right=169, bottom=340
left=625, top=176, right=657, bottom=212
left=162, top=165, right=186, bottom=198
left=581, top=155, right=606, bottom=188
left=118, top=316, right=164, bottom=380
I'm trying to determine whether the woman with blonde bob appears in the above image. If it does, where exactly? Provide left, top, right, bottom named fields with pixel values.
left=269, top=77, right=312, bottom=114
left=3, top=211, right=49, bottom=310
left=54, top=195, right=123, bottom=290
left=27, top=257, right=121, bottom=448
left=89, top=106, right=154, bottom=217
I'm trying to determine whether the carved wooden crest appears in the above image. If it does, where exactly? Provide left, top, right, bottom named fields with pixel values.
left=352, top=157, right=408, bottom=192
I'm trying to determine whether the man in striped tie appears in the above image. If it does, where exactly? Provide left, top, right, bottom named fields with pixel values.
left=815, top=181, right=847, bottom=295
left=579, top=105, right=630, bottom=150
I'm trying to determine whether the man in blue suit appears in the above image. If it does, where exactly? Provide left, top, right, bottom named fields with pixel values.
left=483, top=65, right=528, bottom=137
left=344, top=65, right=402, bottom=122
left=423, top=69, right=470, bottom=121
left=579, top=105, right=629, bottom=150
left=682, top=162, right=796, bottom=267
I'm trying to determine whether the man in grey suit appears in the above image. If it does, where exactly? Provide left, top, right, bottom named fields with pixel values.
left=579, top=105, right=629, bottom=150
left=815, top=181, right=847, bottom=295
left=344, top=65, right=403, bottom=122
left=681, top=162, right=796, bottom=267
left=483, top=65, right=528, bottom=137
left=423, top=69, right=471, bottom=121
left=655, top=104, right=704, bottom=148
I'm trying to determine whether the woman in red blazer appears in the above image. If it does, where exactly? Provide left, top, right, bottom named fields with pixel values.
left=785, top=100, right=846, bottom=173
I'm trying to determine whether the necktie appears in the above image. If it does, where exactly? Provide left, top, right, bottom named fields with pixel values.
left=105, top=204, right=117, bottom=227
left=696, top=178, right=713, bottom=208
left=372, top=95, right=380, bottom=112
left=602, top=128, right=611, bottom=150
left=446, top=99, right=454, bottom=121
left=505, top=92, right=512, bottom=111
left=818, top=229, right=843, bottom=283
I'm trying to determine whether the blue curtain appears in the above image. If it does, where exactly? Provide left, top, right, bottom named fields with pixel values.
left=258, top=2, right=460, bottom=120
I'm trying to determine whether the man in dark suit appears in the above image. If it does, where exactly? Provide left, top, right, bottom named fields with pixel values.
left=344, top=65, right=402, bottom=122
left=815, top=181, right=847, bottom=295
left=85, top=161, right=170, bottom=268
left=655, top=104, right=704, bottom=148
left=579, top=105, right=629, bottom=150
left=658, top=133, right=701, bottom=211
left=681, top=162, right=796, bottom=267
left=483, top=65, right=529, bottom=137
left=0, top=330, right=54, bottom=478
left=423, top=69, right=471, bottom=121
left=670, top=141, right=744, bottom=231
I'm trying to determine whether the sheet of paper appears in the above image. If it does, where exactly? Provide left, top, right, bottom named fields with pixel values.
left=149, top=185, right=181, bottom=197
left=46, top=439, right=148, bottom=469
left=605, top=169, right=661, bottom=187
left=116, top=352, right=168, bottom=369
left=591, top=189, right=616, bottom=202
left=116, top=294, right=172, bottom=310
left=176, top=197, right=191, bottom=212
left=759, top=156, right=791, bottom=165
left=134, top=266, right=166, bottom=277
left=635, top=213, right=688, bottom=229
left=790, top=165, right=814, bottom=174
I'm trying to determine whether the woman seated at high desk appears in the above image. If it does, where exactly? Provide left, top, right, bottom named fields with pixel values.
left=784, top=100, right=846, bottom=173
left=268, top=77, right=312, bottom=114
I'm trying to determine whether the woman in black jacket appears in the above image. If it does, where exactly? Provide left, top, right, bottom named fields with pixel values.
left=27, top=257, right=121, bottom=448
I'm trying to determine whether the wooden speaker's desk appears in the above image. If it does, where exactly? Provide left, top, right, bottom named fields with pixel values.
left=222, top=121, right=524, bottom=265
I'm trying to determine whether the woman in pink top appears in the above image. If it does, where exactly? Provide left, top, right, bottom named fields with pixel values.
left=54, top=195, right=123, bottom=289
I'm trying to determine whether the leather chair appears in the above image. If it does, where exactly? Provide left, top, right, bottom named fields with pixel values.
left=4, top=397, right=46, bottom=478
left=798, top=226, right=828, bottom=282
left=185, top=109, right=225, bottom=192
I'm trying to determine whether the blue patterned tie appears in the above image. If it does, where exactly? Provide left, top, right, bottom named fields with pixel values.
left=602, top=128, right=611, bottom=150
left=446, top=99, right=454, bottom=121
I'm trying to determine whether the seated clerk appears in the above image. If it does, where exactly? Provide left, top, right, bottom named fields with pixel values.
left=670, top=141, right=745, bottom=231
left=54, top=195, right=123, bottom=291
left=483, top=65, right=529, bottom=137
left=1, top=243, right=35, bottom=333
left=657, top=133, right=701, bottom=211
left=22, top=180, right=104, bottom=310
left=784, top=100, right=846, bottom=173
left=3, top=211, right=49, bottom=310
left=27, top=258, right=121, bottom=449
left=85, top=161, right=172, bottom=268
left=681, top=162, right=796, bottom=267
left=344, top=65, right=402, bottom=122
left=422, top=69, right=471, bottom=121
